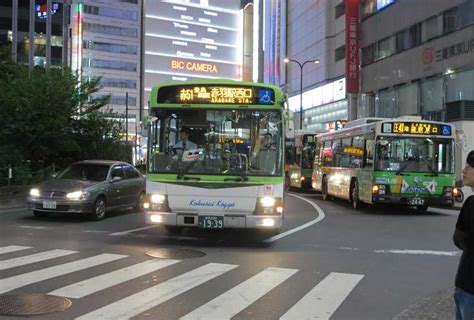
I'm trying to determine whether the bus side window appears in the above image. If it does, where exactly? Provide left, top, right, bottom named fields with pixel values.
left=364, top=139, right=374, bottom=168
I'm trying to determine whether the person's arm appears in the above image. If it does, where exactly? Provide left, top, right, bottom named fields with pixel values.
left=454, top=197, right=474, bottom=251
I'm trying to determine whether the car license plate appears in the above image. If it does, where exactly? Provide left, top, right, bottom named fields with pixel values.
left=198, top=216, right=224, bottom=229
left=43, top=200, right=57, bottom=209
left=409, top=198, right=424, bottom=206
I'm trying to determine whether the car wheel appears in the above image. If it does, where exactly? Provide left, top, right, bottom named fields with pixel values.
left=33, top=210, right=47, bottom=218
left=91, top=196, right=107, bottom=221
left=134, top=192, right=145, bottom=212
left=165, top=225, right=183, bottom=234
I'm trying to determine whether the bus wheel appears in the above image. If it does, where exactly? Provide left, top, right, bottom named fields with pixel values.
left=416, top=205, right=428, bottom=211
left=351, top=180, right=362, bottom=210
left=322, top=176, right=329, bottom=200
left=165, top=225, right=183, bottom=234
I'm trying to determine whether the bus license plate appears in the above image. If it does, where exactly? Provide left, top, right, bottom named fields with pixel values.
left=43, top=200, right=57, bottom=209
left=409, top=198, right=424, bottom=206
left=198, top=216, right=224, bottom=229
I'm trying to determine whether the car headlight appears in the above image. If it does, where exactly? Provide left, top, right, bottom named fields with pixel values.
left=66, top=191, right=89, bottom=200
left=30, top=188, right=40, bottom=197
left=260, top=197, right=275, bottom=207
left=150, top=194, right=166, bottom=204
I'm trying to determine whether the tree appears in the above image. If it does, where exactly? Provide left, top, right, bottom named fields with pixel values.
left=0, top=47, right=128, bottom=185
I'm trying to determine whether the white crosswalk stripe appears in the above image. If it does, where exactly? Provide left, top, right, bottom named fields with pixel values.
left=49, top=259, right=180, bottom=299
left=76, top=262, right=239, bottom=320
left=0, top=245, right=31, bottom=255
left=280, top=272, right=364, bottom=320
left=1, top=245, right=365, bottom=319
left=0, top=249, right=78, bottom=270
left=181, top=267, right=298, bottom=320
left=0, top=253, right=126, bottom=294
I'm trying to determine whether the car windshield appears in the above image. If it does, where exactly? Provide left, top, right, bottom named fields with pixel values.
left=375, top=137, right=454, bottom=174
left=58, top=164, right=110, bottom=181
left=147, top=109, right=283, bottom=177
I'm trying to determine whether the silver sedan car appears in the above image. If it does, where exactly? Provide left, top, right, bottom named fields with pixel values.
left=27, top=160, right=146, bottom=220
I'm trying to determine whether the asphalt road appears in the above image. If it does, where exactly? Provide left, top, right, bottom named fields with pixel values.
left=0, top=192, right=461, bottom=319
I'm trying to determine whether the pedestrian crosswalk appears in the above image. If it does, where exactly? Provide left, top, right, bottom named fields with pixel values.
left=0, top=244, right=364, bottom=319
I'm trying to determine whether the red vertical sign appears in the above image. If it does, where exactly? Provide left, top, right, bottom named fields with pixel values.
left=345, top=0, right=360, bottom=94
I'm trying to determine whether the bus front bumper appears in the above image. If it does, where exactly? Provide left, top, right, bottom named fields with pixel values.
left=145, top=211, right=283, bottom=230
left=372, top=195, right=454, bottom=207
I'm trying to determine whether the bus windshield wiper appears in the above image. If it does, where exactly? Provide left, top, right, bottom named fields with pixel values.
left=177, top=160, right=198, bottom=180
left=421, top=159, right=439, bottom=176
left=396, top=161, right=410, bottom=175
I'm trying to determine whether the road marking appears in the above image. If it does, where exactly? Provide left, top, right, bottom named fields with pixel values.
left=281, top=272, right=364, bottom=320
left=50, top=259, right=180, bottom=299
left=0, top=249, right=77, bottom=270
left=264, top=193, right=326, bottom=243
left=374, top=249, right=461, bottom=256
left=0, top=245, right=31, bottom=255
left=76, top=263, right=238, bottom=320
left=109, top=225, right=158, bottom=236
left=181, top=267, right=298, bottom=320
left=18, top=225, right=52, bottom=230
left=0, top=253, right=126, bottom=294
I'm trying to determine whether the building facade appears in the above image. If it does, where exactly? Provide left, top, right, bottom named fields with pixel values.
left=0, top=0, right=69, bottom=68
left=142, top=0, right=243, bottom=114
left=360, top=0, right=474, bottom=188
left=70, top=0, right=141, bottom=140
left=264, top=0, right=349, bottom=132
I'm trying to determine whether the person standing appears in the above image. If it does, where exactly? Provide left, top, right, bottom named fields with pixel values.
left=453, top=150, right=474, bottom=320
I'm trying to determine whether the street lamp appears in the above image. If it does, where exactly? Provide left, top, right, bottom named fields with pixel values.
left=284, top=57, right=320, bottom=130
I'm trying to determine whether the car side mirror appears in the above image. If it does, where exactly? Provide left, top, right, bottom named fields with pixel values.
left=111, top=176, right=122, bottom=183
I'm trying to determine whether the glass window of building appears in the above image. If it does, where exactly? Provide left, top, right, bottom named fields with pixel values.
left=443, top=7, right=458, bottom=34
left=397, top=83, right=418, bottom=116
left=335, top=2, right=345, bottom=19
left=421, top=77, right=443, bottom=113
left=446, top=69, right=474, bottom=102
left=395, top=30, right=407, bottom=53
left=377, top=37, right=393, bottom=60
left=362, top=43, right=377, bottom=66
left=425, top=15, right=439, bottom=41
left=376, top=89, right=397, bottom=118
left=408, top=23, right=421, bottom=48
left=335, top=45, right=345, bottom=62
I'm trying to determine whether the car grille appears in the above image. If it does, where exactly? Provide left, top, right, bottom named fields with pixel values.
left=40, top=191, right=68, bottom=199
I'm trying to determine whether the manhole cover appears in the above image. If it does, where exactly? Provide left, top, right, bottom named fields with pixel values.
left=146, top=248, right=206, bottom=259
left=0, top=294, right=72, bottom=316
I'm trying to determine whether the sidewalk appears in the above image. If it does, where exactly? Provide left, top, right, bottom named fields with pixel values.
left=393, top=287, right=454, bottom=320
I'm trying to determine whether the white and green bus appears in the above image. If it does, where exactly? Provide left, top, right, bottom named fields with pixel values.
left=286, top=131, right=318, bottom=190
left=312, top=117, right=457, bottom=210
left=144, top=80, right=287, bottom=234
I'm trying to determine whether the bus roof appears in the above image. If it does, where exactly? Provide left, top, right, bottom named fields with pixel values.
left=148, top=79, right=287, bottom=109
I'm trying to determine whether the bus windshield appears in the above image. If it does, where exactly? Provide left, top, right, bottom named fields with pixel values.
left=375, top=137, right=454, bottom=174
left=148, top=109, right=283, bottom=177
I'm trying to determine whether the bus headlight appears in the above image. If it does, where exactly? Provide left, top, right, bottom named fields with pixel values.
left=260, top=197, right=275, bottom=207
left=151, top=194, right=166, bottom=204
left=30, top=188, right=40, bottom=197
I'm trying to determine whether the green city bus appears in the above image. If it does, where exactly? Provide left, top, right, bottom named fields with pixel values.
left=286, top=131, right=318, bottom=190
left=312, top=117, right=456, bottom=210
left=144, top=79, right=287, bottom=235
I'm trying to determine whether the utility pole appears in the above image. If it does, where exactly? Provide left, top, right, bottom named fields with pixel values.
left=125, top=92, right=129, bottom=143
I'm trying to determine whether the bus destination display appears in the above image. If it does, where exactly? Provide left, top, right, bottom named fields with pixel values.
left=157, top=85, right=275, bottom=105
left=382, top=122, right=452, bottom=136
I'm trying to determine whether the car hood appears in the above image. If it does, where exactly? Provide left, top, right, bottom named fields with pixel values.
left=38, top=179, right=100, bottom=192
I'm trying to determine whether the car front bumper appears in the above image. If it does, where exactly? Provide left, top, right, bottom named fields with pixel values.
left=27, top=197, right=94, bottom=213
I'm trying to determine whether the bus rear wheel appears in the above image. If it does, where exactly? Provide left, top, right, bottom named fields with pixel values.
left=321, top=176, right=329, bottom=200
left=351, top=180, right=362, bottom=210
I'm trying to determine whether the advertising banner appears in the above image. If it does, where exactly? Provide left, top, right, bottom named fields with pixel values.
left=345, top=0, right=360, bottom=93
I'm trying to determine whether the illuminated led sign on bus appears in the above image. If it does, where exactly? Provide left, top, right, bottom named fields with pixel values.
left=382, top=122, right=452, bottom=136
left=157, top=85, right=275, bottom=105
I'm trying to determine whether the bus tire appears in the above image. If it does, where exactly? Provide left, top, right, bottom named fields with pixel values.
left=351, top=180, right=362, bottom=210
left=165, top=225, right=183, bottom=234
left=322, top=176, right=329, bottom=200
left=416, top=205, right=428, bottom=211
